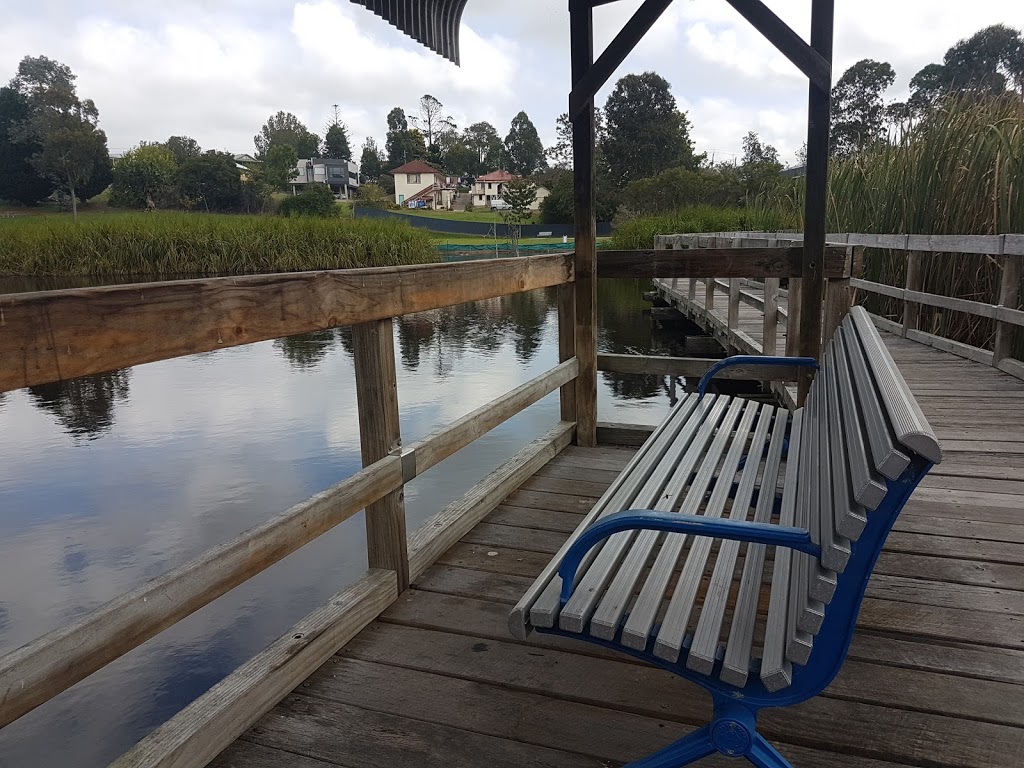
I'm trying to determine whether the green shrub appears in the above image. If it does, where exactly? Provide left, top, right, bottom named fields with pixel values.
left=279, top=183, right=337, bottom=217
left=608, top=204, right=798, bottom=250
left=0, top=212, right=438, bottom=275
left=356, top=183, right=393, bottom=210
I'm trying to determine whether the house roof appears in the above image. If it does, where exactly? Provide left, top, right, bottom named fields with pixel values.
left=476, top=170, right=515, bottom=182
left=390, top=159, right=444, bottom=176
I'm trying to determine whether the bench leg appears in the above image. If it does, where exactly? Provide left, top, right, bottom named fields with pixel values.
left=625, top=726, right=715, bottom=768
left=747, top=734, right=793, bottom=768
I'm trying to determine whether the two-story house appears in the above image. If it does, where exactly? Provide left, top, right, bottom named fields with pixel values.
left=473, top=170, right=550, bottom=211
left=389, top=160, right=456, bottom=209
left=290, top=158, right=361, bottom=198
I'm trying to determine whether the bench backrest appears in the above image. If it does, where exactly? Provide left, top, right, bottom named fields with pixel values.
left=777, top=305, right=940, bottom=694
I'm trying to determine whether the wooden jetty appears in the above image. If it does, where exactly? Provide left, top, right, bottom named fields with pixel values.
left=3, top=0, right=1024, bottom=765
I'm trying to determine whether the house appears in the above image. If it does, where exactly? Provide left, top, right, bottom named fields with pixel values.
left=290, top=158, right=361, bottom=198
left=389, top=160, right=457, bottom=209
left=473, top=170, right=550, bottom=211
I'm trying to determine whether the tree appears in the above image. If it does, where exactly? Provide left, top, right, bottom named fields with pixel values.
left=905, top=25, right=1024, bottom=113
left=602, top=72, right=700, bottom=186
left=324, top=105, right=351, bottom=160
left=359, top=137, right=385, bottom=182
left=545, top=110, right=606, bottom=170
left=499, top=177, right=537, bottom=256
left=504, top=111, right=545, bottom=175
left=442, top=140, right=477, bottom=176
left=830, top=59, right=896, bottom=156
left=177, top=151, right=242, bottom=211
left=385, top=106, right=426, bottom=168
left=739, top=131, right=783, bottom=197
left=538, top=168, right=620, bottom=225
left=260, top=143, right=299, bottom=191
left=279, top=182, right=337, bottom=217
left=0, top=86, right=53, bottom=204
left=463, top=121, right=502, bottom=172
left=110, top=143, right=179, bottom=209
left=11, top=56, right=110, bottom=218
left=165, top=135, right=202, bottom=165
left=414, top=94, right=454, bottom=148
left=253, top=111, right=320, bottom=159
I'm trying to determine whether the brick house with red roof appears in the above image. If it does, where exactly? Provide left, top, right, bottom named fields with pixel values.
left=389, top=160, right=457, bottom=209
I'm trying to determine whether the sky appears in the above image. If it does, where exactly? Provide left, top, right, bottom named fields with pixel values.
left=1, top=1, right=1020, bottom=166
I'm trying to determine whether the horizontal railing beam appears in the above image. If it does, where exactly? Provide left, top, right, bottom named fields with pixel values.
left=0, top=454, right=404, bottom=728
left=597, top=247, right=849, bottom=279
left=597, top=353, right=805, bottom=380
left=404, top=358, right=579, bottom=479
left=0, top=253, right=574, bottom=393
left=852, top=278, right=1024, bottom=328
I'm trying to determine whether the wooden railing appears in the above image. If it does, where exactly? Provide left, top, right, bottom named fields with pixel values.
left=700, top=232, right=1024, bottom=380
left=0, top=245, right=837, bottom=767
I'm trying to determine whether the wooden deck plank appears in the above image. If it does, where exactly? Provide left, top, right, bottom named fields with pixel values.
left=210, top=322, right=1024, bottom=768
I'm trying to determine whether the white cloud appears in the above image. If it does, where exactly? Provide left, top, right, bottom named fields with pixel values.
left=0, top=1, right=1019, bottom=160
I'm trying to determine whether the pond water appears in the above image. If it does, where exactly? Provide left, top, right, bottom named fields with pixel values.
left=0, top=277, right=717, bottom=767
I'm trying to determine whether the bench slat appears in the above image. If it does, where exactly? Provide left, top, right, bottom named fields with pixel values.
left=557, top=396, right=733, bottom=633
left=825, top=341, right=868, bottom=541
left=787, top=387, right=817, bottom=662
left=589, top=398, right=754, bottom=641
left=760, top=408, right=804, bottom=691
left=850, top=307, right=942, bottom=463
left=842, top=314, right=911, bottom=480
left=510, top=394, right=700, bottom=638
left=833, top=329, right=887, bottom=510
left=818, top=356, right=853, bottom=572
left=693, top=405, right=780, bottom=677
left=653, top=400, right=761, bottom=663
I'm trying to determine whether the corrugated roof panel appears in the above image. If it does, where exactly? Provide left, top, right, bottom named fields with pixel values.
left=350, top=0, right=469, bottom=65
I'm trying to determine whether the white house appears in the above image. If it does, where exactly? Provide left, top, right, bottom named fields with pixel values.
left=389, top=160, right=456, bottom=209
left=473, top=170, right=549, bottom=210
left=290, top=158, right=361, bottom=198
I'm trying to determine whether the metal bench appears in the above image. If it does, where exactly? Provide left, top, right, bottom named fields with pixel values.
left=509, top=306, right=941, bottom=768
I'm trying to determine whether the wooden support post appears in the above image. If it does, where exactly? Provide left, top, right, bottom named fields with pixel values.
left=557, top=282, right=577, bottom=423
left=786, top=277, right=803, bottom=358
left=902, top=251, right=922, bottom=337
left=571, top=2, right=597, bottom=447
left=797, top=0, right=834, bottom=402
left=823, top=277, right=851, bottom=346
left=994, top=250, right=1022, bottom=367
left=728, top=278, right=740, bottom=329
left=763, top=277, right=780, bottom=355
left=352, top=318, right=408, bottom=591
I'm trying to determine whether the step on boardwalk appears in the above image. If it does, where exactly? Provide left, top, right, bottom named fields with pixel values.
left=212, top=335, right=1024, bottom=768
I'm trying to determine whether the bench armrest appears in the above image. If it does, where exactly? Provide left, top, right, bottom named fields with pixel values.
left=698, top=355, right=818, bottom=399
left=558, top=510, right=820, bottom=604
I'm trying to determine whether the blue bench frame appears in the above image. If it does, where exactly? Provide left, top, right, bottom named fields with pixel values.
left=535, top=357, right=935, bottom=768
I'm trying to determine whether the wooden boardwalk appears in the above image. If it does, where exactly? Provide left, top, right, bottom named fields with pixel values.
left=211, top=334, right=1024, bottom=768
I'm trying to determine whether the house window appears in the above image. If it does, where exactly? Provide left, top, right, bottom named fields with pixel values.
left=487, top=183, right=492, bottom=190
left=407, top=173, right=421, bottom=184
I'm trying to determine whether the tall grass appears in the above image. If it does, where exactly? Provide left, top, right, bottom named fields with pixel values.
left=0, top=212, right=438, bottom=276
left=752, top=95, right=1024, bottom=349
left=608, top=205, right=799, bottom=250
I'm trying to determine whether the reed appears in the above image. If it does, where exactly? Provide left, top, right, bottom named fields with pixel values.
left=751, top=95, right=1024, bottom=349
left=0, top=212, right=438, bottom=276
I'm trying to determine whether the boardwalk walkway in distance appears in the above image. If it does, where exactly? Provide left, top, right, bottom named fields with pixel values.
left=212, top=336, right=1024, bottom=768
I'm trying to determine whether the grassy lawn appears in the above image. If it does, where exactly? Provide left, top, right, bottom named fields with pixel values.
left=394, top=208, right=539, bottom=224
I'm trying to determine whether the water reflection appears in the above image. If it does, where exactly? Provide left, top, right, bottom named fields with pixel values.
left=0, top=278, right=696, bottom=768
left=27, top=370, right=132, bottom=440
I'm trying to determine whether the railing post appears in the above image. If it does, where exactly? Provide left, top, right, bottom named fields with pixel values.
left=785, top=276, right=803, bottom=358
left=993, top=238, right=1020, bottom=369
left=763, top=277, right=780, bottom=356
left=557, top=282, right=577, bottom=423
left=823, top=277, right=851, bottom=345
left=903, top=245, right=922, bottom=338
left=571, top=0, right=597, bottom=447
left=352, top=318, right=409, bottom=591
left=705, top=237, right=716, bottom=311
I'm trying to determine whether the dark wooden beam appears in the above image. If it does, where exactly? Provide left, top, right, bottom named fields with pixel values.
left=597, top=247, right=849, bottom=279
left=568, top=0, right=674, bottom=119
left=723, top=0, right=831, bottom=92
left=798, top=0, right=835, bottom=402
left=571, top=1, right=598, bottom=447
